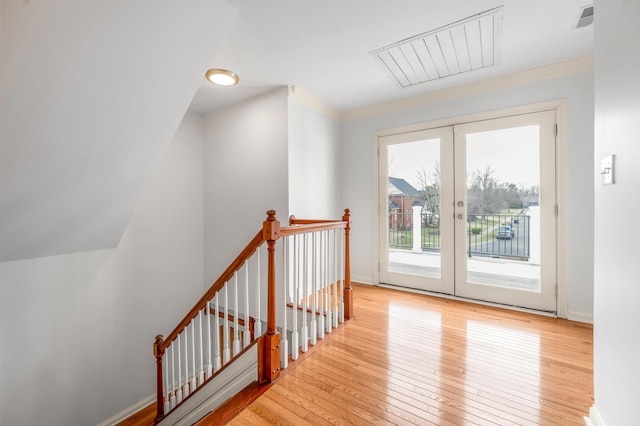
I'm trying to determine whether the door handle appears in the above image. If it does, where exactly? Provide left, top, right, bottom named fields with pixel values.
left=457, top=201, right=464, bottom=207
left=458, top=214, right=464, bottom=219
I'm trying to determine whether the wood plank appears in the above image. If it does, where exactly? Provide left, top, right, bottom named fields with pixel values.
left=121, top=283, right=593, bottom=425
left=229, top=284, right=592, bottom=425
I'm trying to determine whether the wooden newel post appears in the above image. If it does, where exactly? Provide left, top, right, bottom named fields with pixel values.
left=342, top=209, right=353, bottom=319
left=153, top=335, right=165, bottom=423
left=262, top=210, right=281, bottom=383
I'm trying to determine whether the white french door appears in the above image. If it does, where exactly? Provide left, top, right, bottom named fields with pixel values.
left=379, top=110, right=557, bottom=312
left=379, top=127, right=455, bottom=295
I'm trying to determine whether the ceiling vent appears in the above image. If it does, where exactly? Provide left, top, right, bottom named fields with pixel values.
left=574, top=5, right=594, bottom=29
left=370, top=6, right=503, bottom=88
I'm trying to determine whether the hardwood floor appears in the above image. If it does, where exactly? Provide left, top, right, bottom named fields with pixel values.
left=123, top=283, right=593, bottom=425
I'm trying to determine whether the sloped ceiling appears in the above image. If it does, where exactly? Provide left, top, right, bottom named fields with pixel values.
left=0, top=0, right=237, bottom=261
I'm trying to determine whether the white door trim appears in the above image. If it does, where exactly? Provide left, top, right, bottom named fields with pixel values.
left=372, top=99, right=568, bottom=317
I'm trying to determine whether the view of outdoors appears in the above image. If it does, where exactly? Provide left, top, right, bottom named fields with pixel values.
left=388, top=138, right=442, bottom=278
left=465, top=125, right=540, bottom=290
left=387, top=125, right=541, bottom=292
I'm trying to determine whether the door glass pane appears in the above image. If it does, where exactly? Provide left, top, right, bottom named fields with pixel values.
left=465, top=126, right=541, bottom=291
left=387, top=139, right=441, bottom=278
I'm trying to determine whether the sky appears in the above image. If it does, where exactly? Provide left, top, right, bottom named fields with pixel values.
left=387, top=125, right=540, bottom=190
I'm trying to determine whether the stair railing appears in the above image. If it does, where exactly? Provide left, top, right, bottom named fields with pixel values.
left=152, top=209, right=351, bottom=423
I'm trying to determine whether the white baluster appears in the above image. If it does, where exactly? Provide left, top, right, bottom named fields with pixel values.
left=325, top=230, right=332, bottom=334
left=254, top=251, right=262, bottom=337
left=183, top=329, right=190, bottom=398
left=340, top=228, right=345, bottom=323
left=233, top=274, right=240, bottom=356
left=333, top=228, right=339, bottom=329
left=206, top=301, right=212, bottom=379
left=198, top=310, right=204, bottom=386
left=164, top=351, right=170, bottom=413
left=213, top=293, right=222, bottom=372
left=170, top=344, right=176, bottom=409
left=281, top=236, right=289, bottom=370
left=244, top=260, right=251, bottom=348
left=177, top=334, right=183, bottom=403
left=190, top=321, right=196, bottom=393
left=318, top=231, right=325, bottom=340
left=301, top=234, right=309, bottom=353
left=291, top=235, right=299, bottom=360
left=223, top=285, right=231, bottom=364
left=310, top=232, right=318, bottom=345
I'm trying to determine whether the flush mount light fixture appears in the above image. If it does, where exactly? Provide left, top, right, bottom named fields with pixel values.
left=370, top=6, right=503, bottom=88
left=205, top=68, right=239, bottom=86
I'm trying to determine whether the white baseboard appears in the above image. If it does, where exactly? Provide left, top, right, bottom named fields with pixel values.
left=97, top=394, right=155, bottom=426
left=567, top=307, right=594, bottom=324
left=351, top=275, right=373, bottom=285
left=584, top=405, right=606, bottom=426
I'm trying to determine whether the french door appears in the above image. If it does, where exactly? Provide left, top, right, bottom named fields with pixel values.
left=379, top=110, right=557, bottom=312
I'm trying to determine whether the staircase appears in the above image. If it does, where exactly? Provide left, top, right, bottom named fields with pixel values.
left=151, top=210, right=352, bottom=424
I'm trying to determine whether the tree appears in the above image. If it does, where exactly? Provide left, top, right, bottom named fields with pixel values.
left=500, top=182, right=523, bottom=209
left=467, top=165, right=502, bottom=218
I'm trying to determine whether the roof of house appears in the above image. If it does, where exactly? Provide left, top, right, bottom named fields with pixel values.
left=388, top=177, right=421, bottom=196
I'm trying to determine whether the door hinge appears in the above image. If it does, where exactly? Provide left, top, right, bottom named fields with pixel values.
left=555, top=204, right=558, bottom=216
left=378, top=262, right=381, bottom=272
left=555, top=284, right=558, bottom=297
left=554, top=124, right=558, bottom=137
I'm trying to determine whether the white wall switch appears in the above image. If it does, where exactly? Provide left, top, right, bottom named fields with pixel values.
left=601, top=154, right=615, bottom=185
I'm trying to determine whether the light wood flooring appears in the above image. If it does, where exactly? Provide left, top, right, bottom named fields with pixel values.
left=123, top=283, right=593, bottom=425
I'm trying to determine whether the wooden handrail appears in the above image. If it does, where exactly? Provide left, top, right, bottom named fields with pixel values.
left=289, top=215, right=344, bottom=225
left=280, top=221, right=347, bottom=235
left=159, top=229, right=265, bottom=351
left=153, top=209, right=351, bottom=422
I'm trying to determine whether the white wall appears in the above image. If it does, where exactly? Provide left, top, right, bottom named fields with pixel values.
left=0, top=0, right=235, bottom=262
left=203, top=88, right=289, bottom=284
left=288, top=96, right=342, bottom=218
left=340, top=71, right=594, bottom=315
left=593, top=0, right=640, bottom=423
left=0, top=112, right=205, bottom=425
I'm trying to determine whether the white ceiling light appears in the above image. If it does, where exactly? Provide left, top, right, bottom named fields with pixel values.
left=370, top=6, right=503, bottom=88
left=205, top=68, right=239, bottom=86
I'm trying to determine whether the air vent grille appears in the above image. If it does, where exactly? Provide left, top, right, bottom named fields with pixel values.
left=575, top=5, right=594, bottom=29
left=370, top=7, right=503, bottom=88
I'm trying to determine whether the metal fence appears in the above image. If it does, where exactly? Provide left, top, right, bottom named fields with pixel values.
left=467, top=214, right=530, bottom=259
left=389, top=212, right=531, bottom=259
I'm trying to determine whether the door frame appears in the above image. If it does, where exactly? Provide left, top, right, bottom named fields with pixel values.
left=371, top=100, right=568, bottom=317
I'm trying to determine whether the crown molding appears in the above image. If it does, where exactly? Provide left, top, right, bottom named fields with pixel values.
left=342, top=56, right=594, bottom=122
left=288, top=85, right=341, bottom=121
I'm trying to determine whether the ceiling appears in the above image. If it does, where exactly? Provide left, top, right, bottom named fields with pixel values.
left=0, top=0, right=592, bottom=262
left=189, top=0, right=593, bottom=115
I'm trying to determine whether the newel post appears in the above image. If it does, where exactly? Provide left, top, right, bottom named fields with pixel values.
left=153, top=335, right=165, bottom=423
left=342, top=209, right=353, bottom=319
left=262, top=210, right=281, bottom=383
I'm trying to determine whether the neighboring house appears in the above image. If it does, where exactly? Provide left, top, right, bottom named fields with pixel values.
left=388, top=177, right=422, bottom=229
left=522, top=195, right=540, bottom=207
